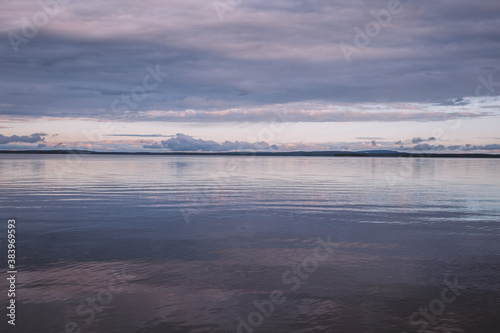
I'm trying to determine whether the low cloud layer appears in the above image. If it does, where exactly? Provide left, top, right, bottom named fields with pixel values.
left=15, top=134, right=498, bottom=153
left=412, top=143, right=500, bottom=151
left=0, top=133, right=45, bottom=144
left=154, top=133, right=279, bottom=152
left=396, top=136, right=437, bottom=145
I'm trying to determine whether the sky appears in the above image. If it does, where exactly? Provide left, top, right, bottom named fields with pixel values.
left=1, top=0, right=499, bottom=152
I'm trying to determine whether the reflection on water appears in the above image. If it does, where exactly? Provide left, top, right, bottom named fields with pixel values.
left=0, top=154, right=499, bottom=332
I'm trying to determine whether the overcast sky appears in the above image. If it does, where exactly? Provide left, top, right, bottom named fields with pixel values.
left=1, top=0, right=499, bottom=152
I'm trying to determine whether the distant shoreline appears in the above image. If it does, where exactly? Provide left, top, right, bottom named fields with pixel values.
left=1, top=150, right=499, bottom=158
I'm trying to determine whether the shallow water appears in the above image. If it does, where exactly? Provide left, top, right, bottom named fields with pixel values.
left=1, top=154, right=499, bottom=332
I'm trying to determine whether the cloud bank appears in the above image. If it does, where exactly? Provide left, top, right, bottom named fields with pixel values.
left=412, top=143, right=500, bottom=151
left=147, top=133, right=279, bottom=151
left=0, top=133, right=45, bottom=144
left=396, top=136, right=437, bottom=145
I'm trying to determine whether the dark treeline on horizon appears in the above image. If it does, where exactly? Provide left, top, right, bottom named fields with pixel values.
left=1, top=150, right=499, bottom=158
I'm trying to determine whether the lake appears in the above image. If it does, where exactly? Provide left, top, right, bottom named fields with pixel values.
left=0, top=154, right=499, bottom=332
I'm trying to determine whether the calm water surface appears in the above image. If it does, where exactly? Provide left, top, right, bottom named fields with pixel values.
left=0, top=154, right=499, bottom=332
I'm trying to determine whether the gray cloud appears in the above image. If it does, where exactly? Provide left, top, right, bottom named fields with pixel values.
left=461, top=144, right=500, bottom=151
left=412, top=143, right=447, bottom=151
left=438, top=97, right=470, bottom=106
left=397, top=136, right=437, bottom=145
left=411, top=136, right=437, bottom=144
left=411, top=143, right=500, bottom=151
left=0, top=133, right=46, bottom=144
left=161, top=133, right=278, bottom=152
